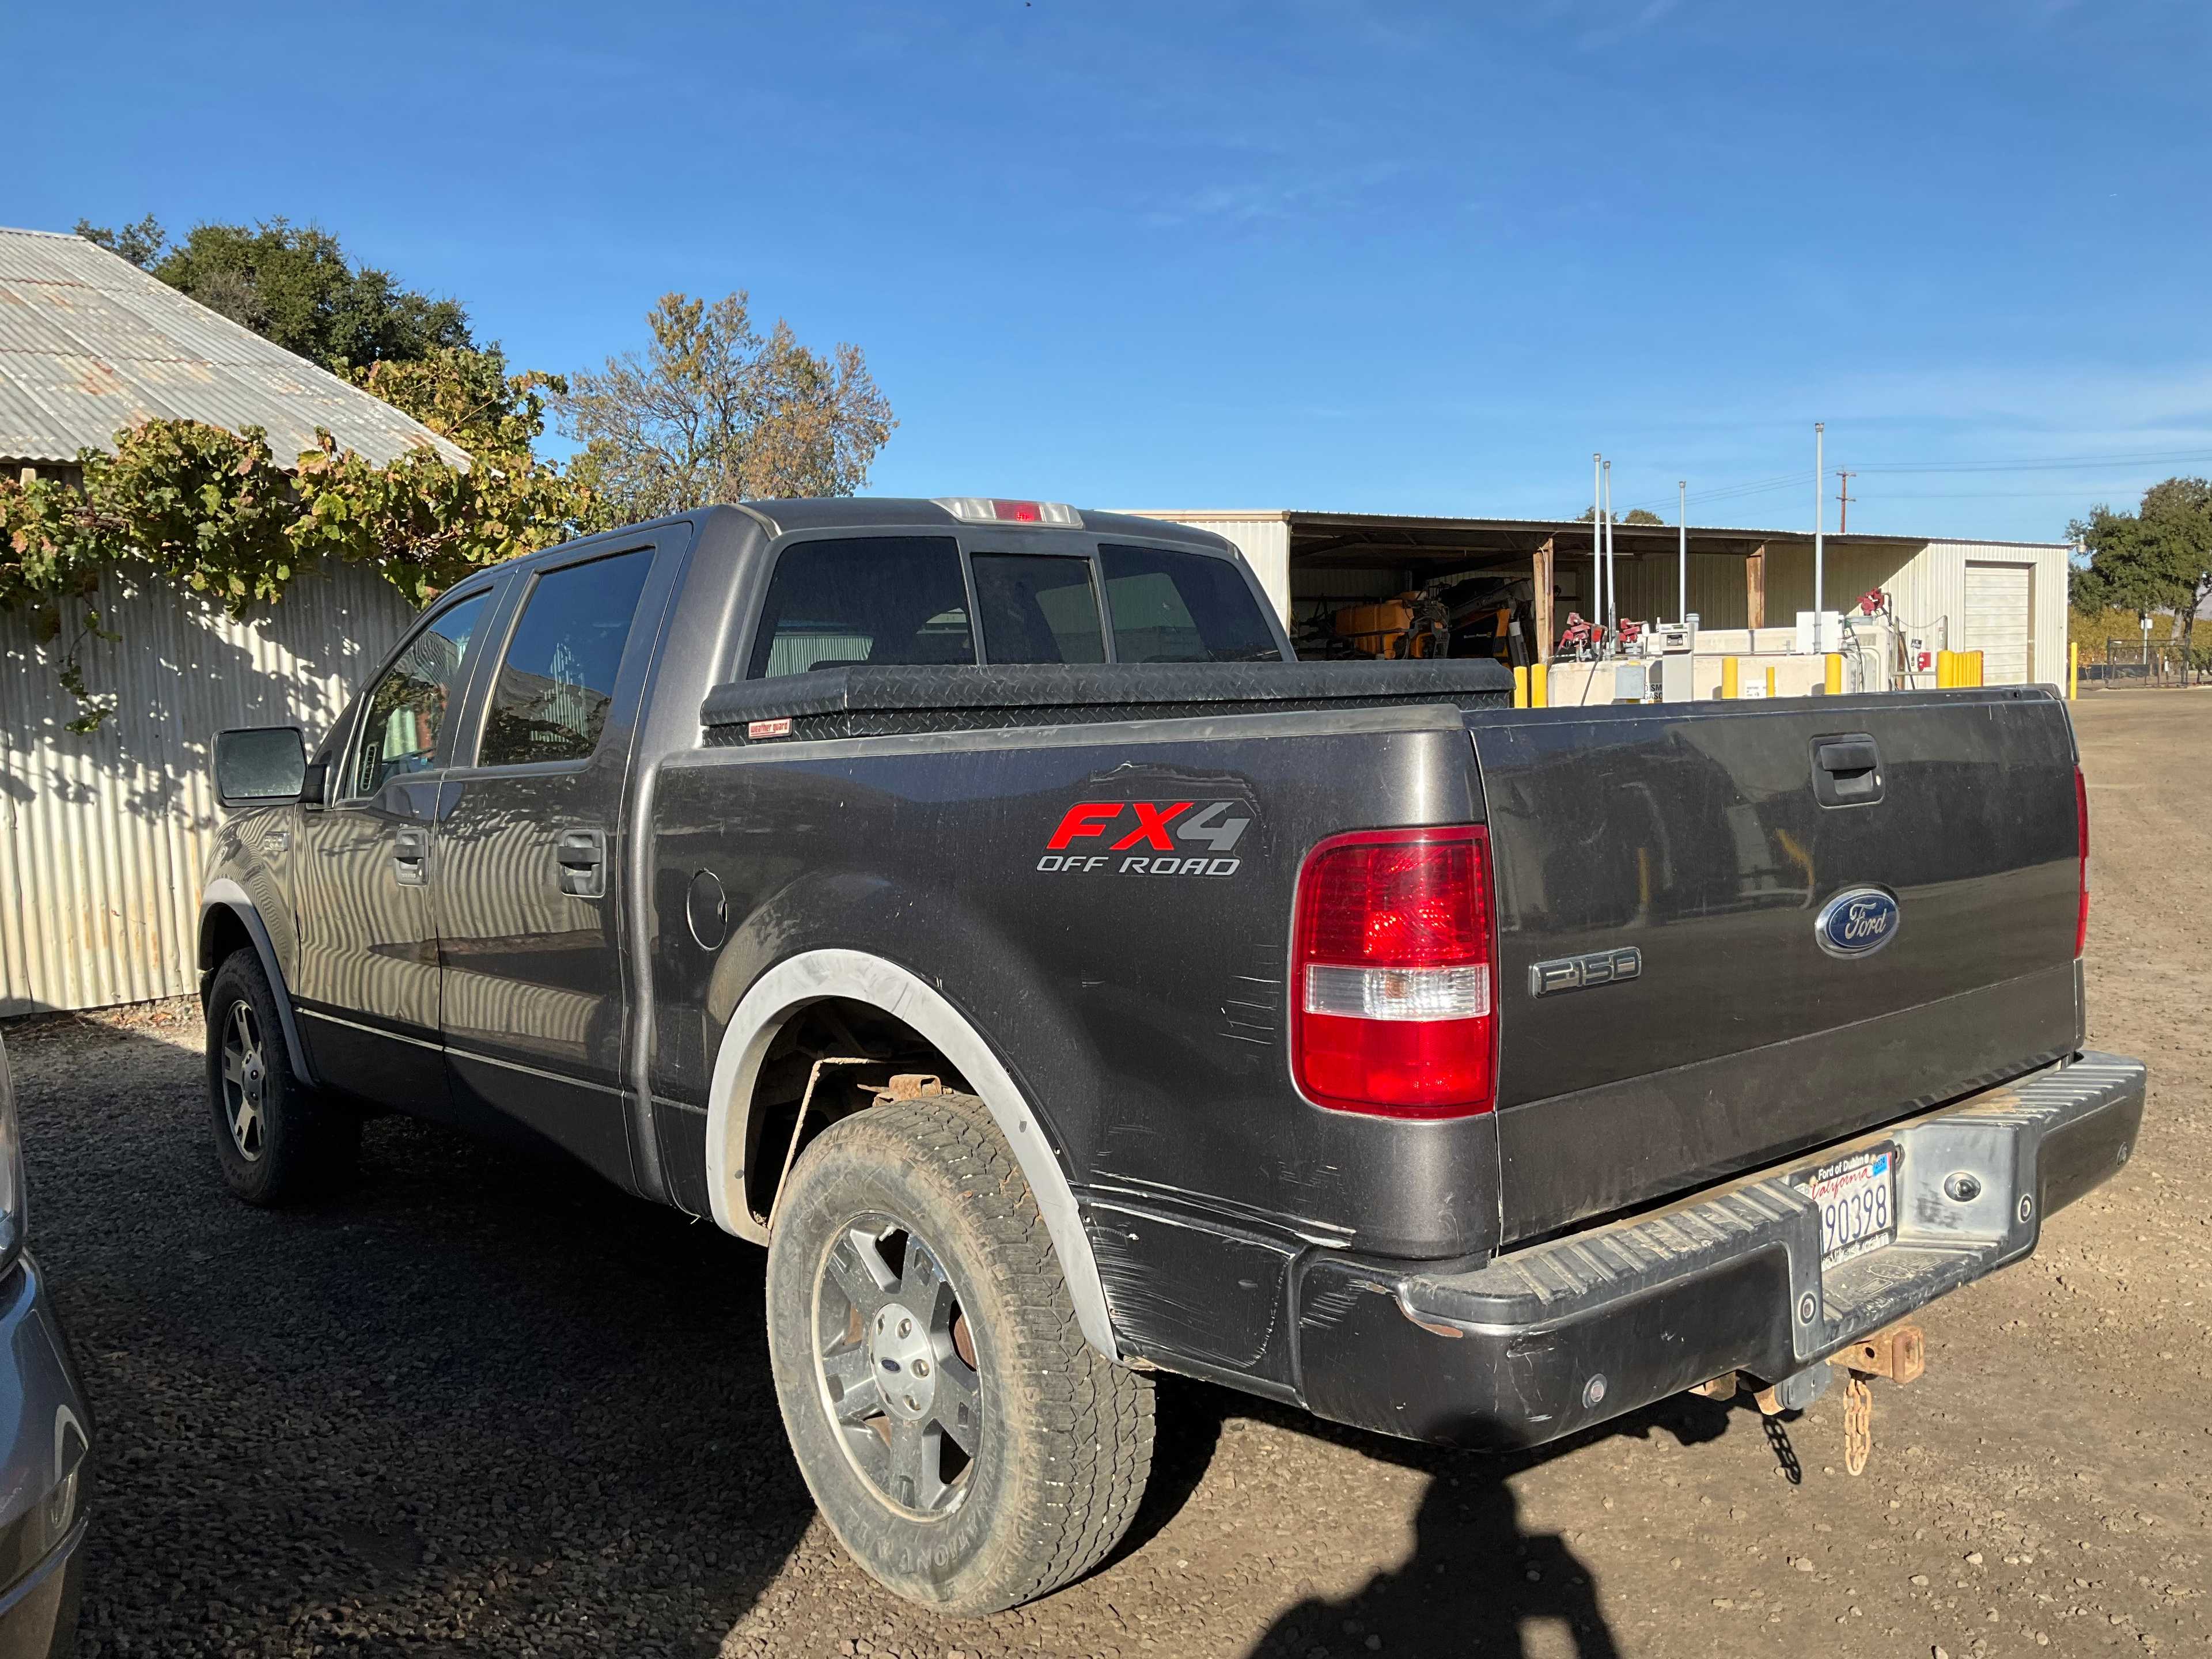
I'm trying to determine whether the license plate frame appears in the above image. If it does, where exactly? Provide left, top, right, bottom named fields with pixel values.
left=1794, top=1143, right=1897, bottom=1270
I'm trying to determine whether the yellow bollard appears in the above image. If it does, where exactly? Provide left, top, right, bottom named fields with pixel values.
left=1936, top=650, right=1953, bottom=688
left=1722, top=657, right=1740, bottom=699
left=1531, top=662, right=1548, bottom=708
left=1512, top=665, right=1529, bottom=709
left=1824, top=653, right=1843, bottom=695
left=2069, top=641, right=2079, bottom=700
left=1966, top=650, right=1984, bottom=686
left=1765, top=665, right=1778, bottom=698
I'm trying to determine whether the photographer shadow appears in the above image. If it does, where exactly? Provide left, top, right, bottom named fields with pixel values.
left=1241, top=1393, right=1736, bottom=1659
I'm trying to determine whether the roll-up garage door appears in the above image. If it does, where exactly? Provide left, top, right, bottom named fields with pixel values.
left=1965, top=562, right=2033, bottom=684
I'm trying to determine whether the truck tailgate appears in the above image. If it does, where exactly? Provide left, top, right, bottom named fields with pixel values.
left=1471, top=686, right=2082, bottom=1245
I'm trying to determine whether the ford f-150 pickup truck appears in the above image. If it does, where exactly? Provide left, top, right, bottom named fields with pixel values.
left=199, top=497, right=2144, bottom=1615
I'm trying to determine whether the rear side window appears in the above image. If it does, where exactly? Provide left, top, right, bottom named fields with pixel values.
left=972, top=553, right=1107, bottom=664
left=478, top=550, right=654, bottom=766
left=1099, top=544, right=1282, bottom=663
left=749, top=537, right=974, bottom=677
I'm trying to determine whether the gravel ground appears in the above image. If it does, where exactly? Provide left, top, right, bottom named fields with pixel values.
left=7, top=688, right=2206, bottom=1658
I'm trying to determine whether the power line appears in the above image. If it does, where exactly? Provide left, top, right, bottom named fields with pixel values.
left=1616, top=445, right=2212, bottom=517
left=1846, top=447, right=2212, bottom=476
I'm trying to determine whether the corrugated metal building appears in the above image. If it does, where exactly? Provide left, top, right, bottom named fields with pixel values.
left=2, top=225, right=450, bottom=1015
left=1, top=565, right=416, bottom=1014
left=0, top=225, right=467, bottom=477
left=1127, top=510, right=2071, bottom=688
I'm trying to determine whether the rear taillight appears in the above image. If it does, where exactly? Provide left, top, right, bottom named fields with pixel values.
left=2074, top=765, right=2090, bottom=959
left=1291, top=825, right=1498, bottom=1118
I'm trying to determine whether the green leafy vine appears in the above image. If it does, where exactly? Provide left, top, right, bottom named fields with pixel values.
left=1, top=349, right=599, bottom=730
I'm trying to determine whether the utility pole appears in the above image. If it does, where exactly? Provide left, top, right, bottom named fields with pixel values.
left=1836, top=469, right=1855, bottom=535
left=1813, top=423, right=1825, bottom=654
left=1603, top=458, right=1616, bottom=647
left=1592, top=453, right=1603, bottom=640
left=1677, top=479, right=1688, bottom=624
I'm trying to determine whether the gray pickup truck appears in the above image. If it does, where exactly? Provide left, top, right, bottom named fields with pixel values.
left=201, top=497, right=2143, bottom=1614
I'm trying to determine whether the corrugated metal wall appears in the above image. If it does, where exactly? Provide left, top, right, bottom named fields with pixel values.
left=1900, top=541, right=2069, bottom=686
left=1, top=565, right=416, bottom=1014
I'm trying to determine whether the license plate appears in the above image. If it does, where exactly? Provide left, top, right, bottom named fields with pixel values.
left=1796, top=1144, right=1896, bottom=1268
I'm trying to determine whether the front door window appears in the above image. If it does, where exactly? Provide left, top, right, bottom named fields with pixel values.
left=349, top=590, right=491, bottom=797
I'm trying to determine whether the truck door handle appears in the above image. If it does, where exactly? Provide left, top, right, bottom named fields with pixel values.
left=556, top=828, right=608, bottom=898
left=1813, top=734, right=1883, bottom=808
left=392, top=826, right=429, bottom=885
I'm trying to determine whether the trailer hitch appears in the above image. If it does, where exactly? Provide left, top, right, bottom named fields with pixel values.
left=1687, top=1320, right=1926, bottom=1476
left=1832, top=1321, right=1926, bottom=1476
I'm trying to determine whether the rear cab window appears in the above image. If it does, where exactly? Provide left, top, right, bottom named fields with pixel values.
left=748, top=537, right=974, bottom=677
left=971, top=553, right=1106, bottom=664
left=745, top=530, right=1283, bottom=675
left=1097, top=543, right=1282, bottom=663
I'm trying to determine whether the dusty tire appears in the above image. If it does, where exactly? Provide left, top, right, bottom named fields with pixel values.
left=766, top=1092, right=1154, bottom=1615
left=204, top=948, right=358, bottom=1206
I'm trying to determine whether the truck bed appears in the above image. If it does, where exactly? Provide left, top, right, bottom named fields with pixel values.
left=653, top=661, right=2085, bottom=1391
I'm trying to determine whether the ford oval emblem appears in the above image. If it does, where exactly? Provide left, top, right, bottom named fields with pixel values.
left=1816, top=887, right=1900, bottom=957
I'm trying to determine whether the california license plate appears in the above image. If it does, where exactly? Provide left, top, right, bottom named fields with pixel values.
left=1796, top=1145, right=1896, bottom=1269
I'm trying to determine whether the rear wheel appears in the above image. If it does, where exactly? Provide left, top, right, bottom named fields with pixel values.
left=766, top=1092, right=1153, bottom=1614
left=204, top=949, right=358, bottom=1206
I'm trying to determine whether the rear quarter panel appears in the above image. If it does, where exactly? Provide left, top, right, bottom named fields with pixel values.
left=646, top=705, right=1498, bottom=1377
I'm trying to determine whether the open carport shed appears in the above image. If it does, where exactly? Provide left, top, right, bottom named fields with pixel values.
left=1124, top=509, right=2070, bottom=686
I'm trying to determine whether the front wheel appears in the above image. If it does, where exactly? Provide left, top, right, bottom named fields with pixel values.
left=765, top=1093, right=1154, bottom=1615
left=204, top=949, right=358, bottom=1206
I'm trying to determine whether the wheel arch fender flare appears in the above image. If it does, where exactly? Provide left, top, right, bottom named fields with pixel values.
left=199, top=879, right=316, bottom=1086
left=704, top=948, right=1121, bottom=1362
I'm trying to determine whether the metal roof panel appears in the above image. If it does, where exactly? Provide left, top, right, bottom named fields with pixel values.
left=0, top=225, right=468, bottom=469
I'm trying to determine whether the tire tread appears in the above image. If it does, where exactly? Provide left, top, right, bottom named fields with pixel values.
left=771, top=1091, right=1153, bottom=1612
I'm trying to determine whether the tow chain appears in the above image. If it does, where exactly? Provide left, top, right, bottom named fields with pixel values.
left=1842, top=1373, right=1873, bottom=1476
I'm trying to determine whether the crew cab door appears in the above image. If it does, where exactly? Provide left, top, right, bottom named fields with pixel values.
left=291, top=581, right=502, bottom=1107
left=432, top=536, right=676, bottom=1189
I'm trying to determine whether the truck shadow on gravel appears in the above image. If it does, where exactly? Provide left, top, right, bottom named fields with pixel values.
left=11, top=1019, right=817, bottom=1657
left=18, top=1016, right=1751, bottom=1659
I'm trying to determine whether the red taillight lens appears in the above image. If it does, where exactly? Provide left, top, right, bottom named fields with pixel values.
left=991, top=498, right=1044, bottom=522
left=1291, top=826, right=1498, bottom=1118
left=2074, top=765, right=2090, bottom=959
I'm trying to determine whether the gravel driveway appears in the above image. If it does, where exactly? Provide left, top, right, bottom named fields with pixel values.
left=7, top=690, right=2206, bottom=1658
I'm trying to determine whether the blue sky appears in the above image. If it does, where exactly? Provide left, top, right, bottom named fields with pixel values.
left=14, top=1, right=2210, bottom=541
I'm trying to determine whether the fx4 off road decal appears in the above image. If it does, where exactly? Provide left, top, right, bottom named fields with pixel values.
left=1037, top=800, right=1252, bottom=877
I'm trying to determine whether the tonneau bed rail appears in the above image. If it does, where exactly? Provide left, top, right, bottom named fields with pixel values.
left=700, top=660, right=1514, bottom=743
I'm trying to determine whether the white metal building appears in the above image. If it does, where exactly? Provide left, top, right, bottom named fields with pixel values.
left=1, top=225, right=450, bottom=1016
left=1126, top=510, right=2071, bottom=688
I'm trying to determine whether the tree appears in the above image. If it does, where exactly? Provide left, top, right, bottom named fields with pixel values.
left=75, top=215, right=473, bottom=373
left=74, top=214, right=165, bottom=269
left=1574, top=506, right=1666, bottom=525
left=2070, top=476, right=2212, bottom=658
left=556, top=291, right=895, bottom=517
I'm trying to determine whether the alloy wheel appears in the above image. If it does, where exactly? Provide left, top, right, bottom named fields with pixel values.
left=218, top=1000, right=267, bottom=1162
left=812, top=1214, right=983, bottom=1517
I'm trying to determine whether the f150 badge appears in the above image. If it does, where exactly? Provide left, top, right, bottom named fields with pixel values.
left=1816, top=887, right=1900, bottom=956
left=1529, top=947, right=1642, bottom=997
left=1037, top=800, right=1251, bottom=877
